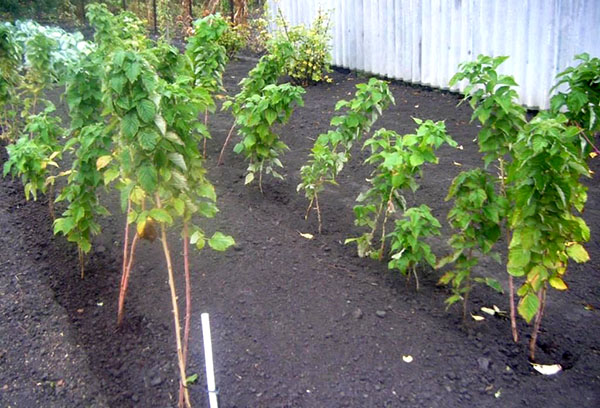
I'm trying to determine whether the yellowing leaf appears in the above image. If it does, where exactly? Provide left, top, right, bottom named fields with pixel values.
left=453, top=161, right=462, bottom=166
left=402, top=355, right=413, bottom=363
left=96, top=155, right=112, bottom=170
left=590, top=152, right=598, bottom=158
left=299, top=232, right=314, bottom=240
left=471, top=313, right=485, bottom=321
left=566, top=243, right=590, bottom=263
left=549, top=276, right=568, bottom=290
left=531, top=363, right=562, bottom=375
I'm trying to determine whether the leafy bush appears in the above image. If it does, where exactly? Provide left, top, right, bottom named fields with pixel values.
left=346, top=119, right=455, bottom=259
left=218, top=21, right=249, bottom=59
left=298, top=78, right=395, bottom=231
left=271, top=9, right=332, bottom=86
left=438, top=169, right=507, bottom=318
left=387, top=205, right=442, bottom=290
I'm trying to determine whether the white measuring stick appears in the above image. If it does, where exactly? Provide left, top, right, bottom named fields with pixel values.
left=201, top=313, right=218, bottom=408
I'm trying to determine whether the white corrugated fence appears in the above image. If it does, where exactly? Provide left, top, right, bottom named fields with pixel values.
left=268, top=0, right=600, bottom=109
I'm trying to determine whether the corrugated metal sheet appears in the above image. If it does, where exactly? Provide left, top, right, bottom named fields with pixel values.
left=268, top=0, right=600, bottom=109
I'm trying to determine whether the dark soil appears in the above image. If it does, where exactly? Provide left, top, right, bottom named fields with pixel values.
left=1, top=58, right=599, bottom=408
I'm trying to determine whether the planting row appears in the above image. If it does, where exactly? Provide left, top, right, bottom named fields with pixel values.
left=1, top=4, right=598, bottom=406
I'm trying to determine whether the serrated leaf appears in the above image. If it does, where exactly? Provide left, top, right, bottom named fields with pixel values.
left=168, top=152, right=187, bottom=171
left=136, top=99, right=156, bottom=123
left=154, top=115, right=167, bottom=135
left=165, top=131, right=184, bottom=146
left=208, top=232, right=235, bottom=251
left=149, top=208, right=173, bottom=224
left=137, top=164, right=158, bottom=193
left=125, top=61, right=141, bottom=83
left=138, top=128, right=160, bottom=151
left=566, top=243, right=589, bottom=263
left=197, top=183, right=216, bottom=201
left=518, top=293, right=539, bottom=323
left=121, top=112, right=140, bottom=139
left=96, top=155, right=112, bottom=170
left=173, top=198, right=185, bottom=216
left=265, top=109, right=277, bottom=125
left=103, top=167, right=119, bottom=185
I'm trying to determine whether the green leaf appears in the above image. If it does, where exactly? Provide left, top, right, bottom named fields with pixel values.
left=265, top=109, right=277, bottom=125
left=136, top=99, right=156, bottom=123
left=566, top=243, right=589, bottom=263
left=168, top=152, right=187, bottom=171
left=53, top=217, right=75, bottom=235
left=138, top=128, right=160, bottom=151
left=507, top=248, right=530, bottom=276
left=484, top=278, right=504, bottom=293
left=103, top=167, right=120, bottom=185
left=121, top=112, right=140, bottom=139
left=149, top=208, right=173, bottom=224
left=125, top=61, right=142, bottom=83
left=197, top=183, right=216, bottom=201
left=208, top=232, right=235, bottom=251
left=185, top=373, right=199, bottom=385
left=137, top=164, right=158, bottom=193
left=518, top=293, right=540, bottom=323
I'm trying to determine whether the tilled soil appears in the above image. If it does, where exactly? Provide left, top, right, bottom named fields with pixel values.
left=1, top=59, right=599, bottom=408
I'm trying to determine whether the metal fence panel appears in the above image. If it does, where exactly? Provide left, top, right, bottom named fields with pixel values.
left=268, top=0, right=600, bottom=109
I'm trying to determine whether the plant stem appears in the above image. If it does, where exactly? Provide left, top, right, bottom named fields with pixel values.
left=156, top=194, right=190, bottom=408
left=48, top=183, right=55, bottom=221
left=412, top=265, right=419, bottom=291
left=118, top=233, right=139, bottom=326
left=499, top=158, right=519, bottom=343
left=315, top=192, right=322, bottom=234
left=529, top=285, right=547, bottom=361
left=117, top=199, right=132, bottom=326
left=218, top=121, right=236, bottom=165
left=178, top=221, right=192, bottom=408
left=78, top=246, right=85, bottom=279
left=203, top=109, right=208, bottom=158
left=378, top=189, right=394, bottom=261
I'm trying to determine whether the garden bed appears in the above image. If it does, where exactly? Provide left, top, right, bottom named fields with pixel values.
left=1, top=58, right=599, bottom=408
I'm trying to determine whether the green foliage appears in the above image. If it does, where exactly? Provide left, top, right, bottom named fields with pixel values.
left=271, top=9, right=332, bottom=86
left=3, top=103, right=63, bottom=200
left=346, top=119, right=455, bottom=259
left=218, top=21, right=249, bottom=59
left=298, top=78, right=395, bottom=228
left=450, top=55, right=525, bottom=167
left=507, top=113, right=590, bottom=322
left=87, top=3, right=148, bottom=54
left=550, top=53, right=600, bottom=154
left=233, top=83, right=305, bottom=188
left=0, top=23, right=22, bottom=137
left=186, top=14, right=229, bottom=93
left=437, top=169, right=507, bottom=315
left=387, top=205, right=441, bottom=289
left=54, top=124, right=111, bottom=253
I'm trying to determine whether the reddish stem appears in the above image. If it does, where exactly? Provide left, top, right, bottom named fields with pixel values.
left=529, top=286, right=547, bottom=361
left=178, top=221, right=192, bottom=408
left=218, top=121, right=236, bottom=165
left=117, top=233, right=139, bottom=326
left=117, top=199, right=132, bottom=326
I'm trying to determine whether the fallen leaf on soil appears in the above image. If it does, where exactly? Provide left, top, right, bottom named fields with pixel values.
left=453, top=161, right=462, bottom=166
left=56, top=379, right=65, bottom=387
left=299, top=232, right=314, bottom=240
left=402, top=355, right=413, bottom=363
left=590, top=152, right=598, bottom=158
left=481, top=307, right=496, bottom=315
left=77, top=308, right=84, bottom=314
left=457, top=145, right=464, bottom=150
left=495, top=389, right=502, bottom=398
left=471, top=313, right=485, bottom=321
left=96, top=302, right=103, bottom=307
left=531, top=363, right=562, bottom=375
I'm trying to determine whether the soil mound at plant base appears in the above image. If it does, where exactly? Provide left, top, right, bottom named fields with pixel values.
left=0, top=59, right=599, bottom=407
